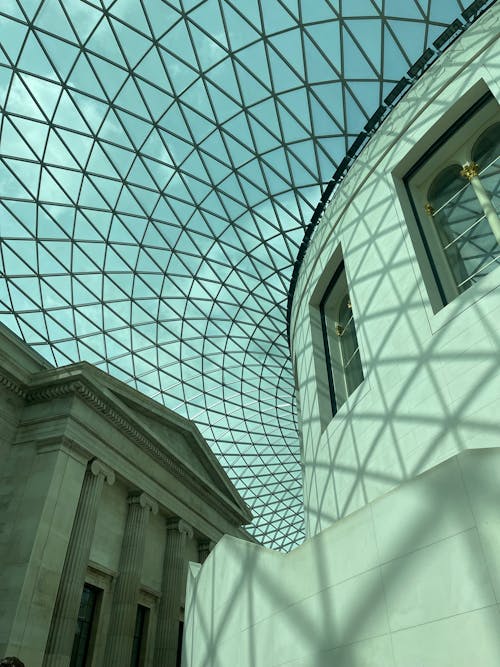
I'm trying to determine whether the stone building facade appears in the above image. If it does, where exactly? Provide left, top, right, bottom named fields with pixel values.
left=0, top=323, right=252, bottom=667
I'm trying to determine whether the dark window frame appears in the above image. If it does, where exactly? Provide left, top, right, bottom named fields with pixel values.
left=319, top=260, right=364, bottom=418
left=403, top=91, right=495, bottom=310
left=130, top=604, right=149, bottom=667
left=69, top=583, right=100, bottom=667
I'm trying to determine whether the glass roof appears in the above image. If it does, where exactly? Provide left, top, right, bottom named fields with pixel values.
left=0, top=0, right=474, bottom=550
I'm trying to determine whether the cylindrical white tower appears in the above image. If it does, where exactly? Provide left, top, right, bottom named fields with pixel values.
left=290, top=12, right=500, bottom=539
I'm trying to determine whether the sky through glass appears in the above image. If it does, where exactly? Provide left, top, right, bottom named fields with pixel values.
left=0, top=0, right=477, bottom=550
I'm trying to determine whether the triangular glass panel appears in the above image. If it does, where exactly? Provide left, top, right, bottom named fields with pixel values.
left=237, top=41, right=271, bottom=90
left=39, top=33, right=79, bottom=81
left=161, top=17, right=198, bottom=68
left=234, top=63, right=270, bottom=107
left=138, top=78, right=173, bottom=121
left=35, top=1, right=76, bottom=39
left=389, top=19, right=427, bottom=63
left=221, top=2, right=261, bottom=50
left=382, top=24, right=411, bottom=79
left=78, top=175, right=111, bottom=208
left=87, top=18, right=127, bottom=66
left=115, top=77, right=150, bottom=118
left=341, top=26, right=378, bottom=77
left=18, top=32, right=57, bottom=80
left=67, top=54, right=104, bottom=99
left=269, top=47, right=304, bottom=92
left=5, top=74, right=44, bottom=119
left=189, top=24, right=227, bottom=70
left=116, top=110, right=152, bottom=148
left=0, top=117, right=38, bottom=160
left=301, top=0, right=339, bottom=22
left=110, top=0, right=149, bottom=28
left=304, top=23, right=341, bottom=80
left=116, top=186, right=144, bottom=216
left=88, top=55, right=129, bottom=101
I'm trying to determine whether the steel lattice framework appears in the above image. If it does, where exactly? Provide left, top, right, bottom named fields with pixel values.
left=0, top=0, right=478, bottom=550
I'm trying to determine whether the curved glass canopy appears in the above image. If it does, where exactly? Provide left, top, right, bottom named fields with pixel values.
left=0, top=0, right=473, bottom=550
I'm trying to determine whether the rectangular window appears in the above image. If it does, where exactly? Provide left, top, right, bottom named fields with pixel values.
left=320, top=260, right=364, bottom=417
left=176, top=620, right=184, bottom=667
left=404, top=92, right=500, bottom=311
left=130, top=604, right=148, bottom=667
left=70, top=583, right=100, bottom=667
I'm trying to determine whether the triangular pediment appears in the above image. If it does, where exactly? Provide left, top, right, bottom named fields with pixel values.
left=90, top=369, right=250, bottom=521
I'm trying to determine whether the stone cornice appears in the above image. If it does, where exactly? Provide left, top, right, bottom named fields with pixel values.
left=104, top=377, right=250, bottom=514
left=0, top=370, right=27, bottom=398
left=24, top=375, right=252, bottom=526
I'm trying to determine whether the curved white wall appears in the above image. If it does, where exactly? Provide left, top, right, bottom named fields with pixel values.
left=290, top=6, right=500, bottom=538
left=184, top=9, right=500, bottom=667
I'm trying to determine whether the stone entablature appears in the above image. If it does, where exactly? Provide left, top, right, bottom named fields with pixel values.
left=0, top=352, right=251, bottom=532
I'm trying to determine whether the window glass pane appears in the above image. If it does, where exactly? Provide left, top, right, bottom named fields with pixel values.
left=338, top=295, right=364, bottom=395
left=338, top=295, right=356, bottom=360
left=345, top=349, right=364, bottom=395
left=176, top=620, right=184, bottom=667
left=432, top=179, right=485, bottom=289
left=473, top=123, right=500, bottom=215
left=452, top=216, right=500, bottom=288
left=428, top=164, right=463, bottom=209
left=320, top=267, right=363, bottom=421
left=426, top=119, right=500, bottom=294
left=70, top=584, right=99, bottom=667
left=406, top=94, right=500, bottom=311
left=130, top=605, right=148, bottom=667
left=472, top=122, right=500, bottom=167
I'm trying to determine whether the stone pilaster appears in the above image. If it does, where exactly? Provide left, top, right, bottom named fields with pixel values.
left=197, top=538, right=216, bottom=564
left=154, top=518, right=193, bottom=666
left=104, top=492, right=158, bottom=666
left=43, top=459, right=115, bottom=667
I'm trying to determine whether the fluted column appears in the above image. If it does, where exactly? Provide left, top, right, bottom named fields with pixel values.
left=154, top=518, right=193, bottom=666
left=44, top=459, right=115, bottom=667
left=197, top=538, right=216, bottom=564
left=104, top=492, right=158, bottom=666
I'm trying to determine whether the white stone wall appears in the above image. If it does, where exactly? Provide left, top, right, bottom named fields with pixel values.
left=184, top=449, right=500, bottom=667
left=290, top=4, right=500, bottom=537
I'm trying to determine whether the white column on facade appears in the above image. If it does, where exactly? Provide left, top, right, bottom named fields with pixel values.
left=104, top=492, right=158, bottom=666
left=43, top=459, right=115, bottom=667
left=197, top=538, right=216, bottom=564
left=461, top=161, right=500, bottom=243
left=154, top=518, right=193, bottom=666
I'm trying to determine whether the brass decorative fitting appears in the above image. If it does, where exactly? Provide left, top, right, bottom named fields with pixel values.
left=335, top=324, right=343, bottom=336
left=347, top=300, right=352, bottom=309
left=460, top=161, right=479, bottom=180
left=424, top=203, right=435, bottom=216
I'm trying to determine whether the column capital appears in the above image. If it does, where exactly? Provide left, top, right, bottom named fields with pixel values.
left=197, top=538, right=216, bottom=564
left=89, top=458, right=115, bottom=485
left=166, top=517, right=193, bottom=539
left=128, top=492, right=158, bottom=515
left=460, top=161, right=479, bottom=180
left=197, top=538, right=216, bottom=551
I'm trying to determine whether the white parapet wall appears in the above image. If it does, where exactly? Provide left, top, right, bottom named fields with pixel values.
left=184, top=449, right=500, bottom=667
